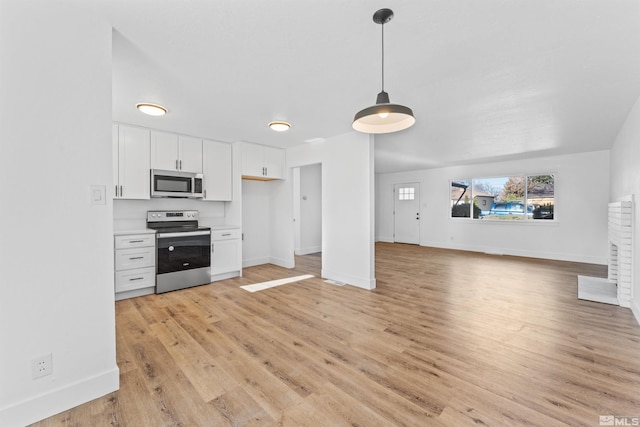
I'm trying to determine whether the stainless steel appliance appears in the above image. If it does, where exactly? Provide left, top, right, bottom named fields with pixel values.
left=151, top=169, right=204, bottom=198
left=147, top=210, right=211, bottom=293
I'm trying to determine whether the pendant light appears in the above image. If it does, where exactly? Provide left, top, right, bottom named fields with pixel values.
left=353, top=8, right=415, bottom=134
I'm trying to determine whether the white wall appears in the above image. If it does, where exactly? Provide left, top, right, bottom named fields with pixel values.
left=113, top=199, right=226, bottom=230
left=293, top=168, right=301, bottom=252
left=269, top=177, right=295, bottom=268
left=610, top=95, right=640, bottom=323
left=242, top=180, right=272, bottom=267
left=241, top=175, right=295, bottom=269
left=294, top=164, right=322, bottom=255
left=0, top=2, right=118, bottom=426
left=287, top=133, right=376, bottom=289
left=377, top=150, right=610, bottom=264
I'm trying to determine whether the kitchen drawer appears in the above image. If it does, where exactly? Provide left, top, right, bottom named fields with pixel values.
left=115, top=246, right=155, bottom=270
left=115, top=267, right=155, bottom=293
left=115, top=234, right=155, bottom=249
left=212, top=229, right=241, bottom=241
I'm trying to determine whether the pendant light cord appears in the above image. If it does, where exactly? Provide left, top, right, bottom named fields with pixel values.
left=381, top=22, right=385, bottom=92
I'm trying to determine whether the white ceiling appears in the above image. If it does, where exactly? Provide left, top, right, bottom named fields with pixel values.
left=109, top=0, right=640, bottom=174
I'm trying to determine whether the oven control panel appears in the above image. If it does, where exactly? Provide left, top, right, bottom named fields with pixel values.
left=147, top=210, right=199, bottom=222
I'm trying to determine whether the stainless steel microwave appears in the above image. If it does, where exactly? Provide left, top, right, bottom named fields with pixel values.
left=151, top=169, right=204, bottom=198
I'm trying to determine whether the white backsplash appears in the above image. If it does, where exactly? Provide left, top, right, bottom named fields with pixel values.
left=113, top=198, right=228, bottom=231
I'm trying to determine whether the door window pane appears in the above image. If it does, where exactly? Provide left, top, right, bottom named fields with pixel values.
left=398, top=187, right=415, bottom=201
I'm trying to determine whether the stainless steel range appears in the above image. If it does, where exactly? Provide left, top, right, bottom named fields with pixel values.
left=147, top=210, right=211, bottom=293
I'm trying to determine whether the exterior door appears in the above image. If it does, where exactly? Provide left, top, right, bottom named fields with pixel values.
left=394, top=182, right=420, bottom=244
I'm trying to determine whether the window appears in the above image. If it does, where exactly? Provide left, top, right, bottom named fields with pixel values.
left=450, top=174, right=555, bottom=221
left=527, top=175, right=555, bottom=220
left=398, top=187, right=415, bottom=201
left=451, top=180, right=474, bottom=218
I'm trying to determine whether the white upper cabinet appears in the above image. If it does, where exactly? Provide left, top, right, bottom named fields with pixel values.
left=151, top=131, right=203, bottom=173
left=150, top=131, right=178, bottom=171
left=241, top=142, right=264, bottom=177
left=241, top=142, right=285, bottom=180
left=114, top=124, right=151, bottom=200
left=179, top=135, right=203, bottom=173
left=202, top=139, right=233, bottom=201
left=263, top=146, right=285, bottom=179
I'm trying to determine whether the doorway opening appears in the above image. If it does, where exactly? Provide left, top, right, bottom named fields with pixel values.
left=293, top=164, right=322, bottom=276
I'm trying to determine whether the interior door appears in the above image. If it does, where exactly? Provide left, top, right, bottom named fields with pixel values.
left=394, top=182, right=420, bottom=244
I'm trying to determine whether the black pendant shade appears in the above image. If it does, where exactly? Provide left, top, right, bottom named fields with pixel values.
left=353, top=9, right=415, bottom=134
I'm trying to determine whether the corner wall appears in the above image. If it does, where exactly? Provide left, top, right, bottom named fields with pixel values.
left=610, top=95, right=640, bottom=324
left=287, top=133, right=376, bottom=289
left=0, top=2, right=118, bottom=426
left=377, top=150, right=610, bottom=264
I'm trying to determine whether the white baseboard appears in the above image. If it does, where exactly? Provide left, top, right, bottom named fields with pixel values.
left=632, top=298, right=640, bottom=326
left=376, top=236, right=394, bottom=243
left=321, top=268, right=376, bottom=290
left=211, top=271, right=241, bottom=282
left=243, top=257, right=294, bottom=269
left=115, top=286, right=154, bottom=301
left=0, top=366, right=119, bottom=427
left=269, top=256, right=295, bottom=269
left=243, top=257, right=270, bottom=268
left=294, top=246, right=321, bottom=256
left=421, top=241, right=608, bottom=265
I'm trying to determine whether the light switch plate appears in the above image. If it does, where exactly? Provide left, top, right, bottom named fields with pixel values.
left=90, top=185, right=106, bottom=205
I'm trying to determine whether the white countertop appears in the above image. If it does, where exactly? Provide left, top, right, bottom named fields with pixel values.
left=210, top=225, right=240, bottom=230
left=114, top=229, right=156, bottom=236
left=114, top=225, right=239, bottom=235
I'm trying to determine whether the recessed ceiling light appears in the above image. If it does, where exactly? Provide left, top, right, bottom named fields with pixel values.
left=268, top=121, right=291, bottom=132
left=136, top=103, right=167, bottom=116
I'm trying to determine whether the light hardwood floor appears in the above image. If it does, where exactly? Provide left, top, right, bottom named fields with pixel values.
left=31, top=243, right=640, bottom=426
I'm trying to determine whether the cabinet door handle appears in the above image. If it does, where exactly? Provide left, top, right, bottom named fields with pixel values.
left=115, top=185, right=118, bottom=197
left=129, top=277, right=144, bottom=281
left=265, top=167, right=268, bottom=176
left=221, top=233, right=231, bottom=236
left=211, top=243, right=214, bottom=253
left=179, top=160, right=182, bottom=170
left=204, top=189, right=207, bottom=199
left=120, top=185, right=123, bottom=197
left=128, top=240, right=144, bottom=243
left=129, top=256, right=144, bottom=260
left=175, top=159, right=179, bottom=170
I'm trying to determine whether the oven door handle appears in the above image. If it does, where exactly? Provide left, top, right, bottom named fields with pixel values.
left=157, top=230, right=211, bottom=238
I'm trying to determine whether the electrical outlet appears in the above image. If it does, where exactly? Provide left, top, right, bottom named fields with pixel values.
left=31, top=353, right=53, bottom=379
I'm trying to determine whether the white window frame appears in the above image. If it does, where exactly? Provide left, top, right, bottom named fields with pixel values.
left=449, top=173, right=557, bottom=223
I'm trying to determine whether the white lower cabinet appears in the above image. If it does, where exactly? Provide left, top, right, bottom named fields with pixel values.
left=115, top=267, right=155, bottom=293
left=211, top=228, right=242, bottom=280
left=114, top=232, right=156, bottom=300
